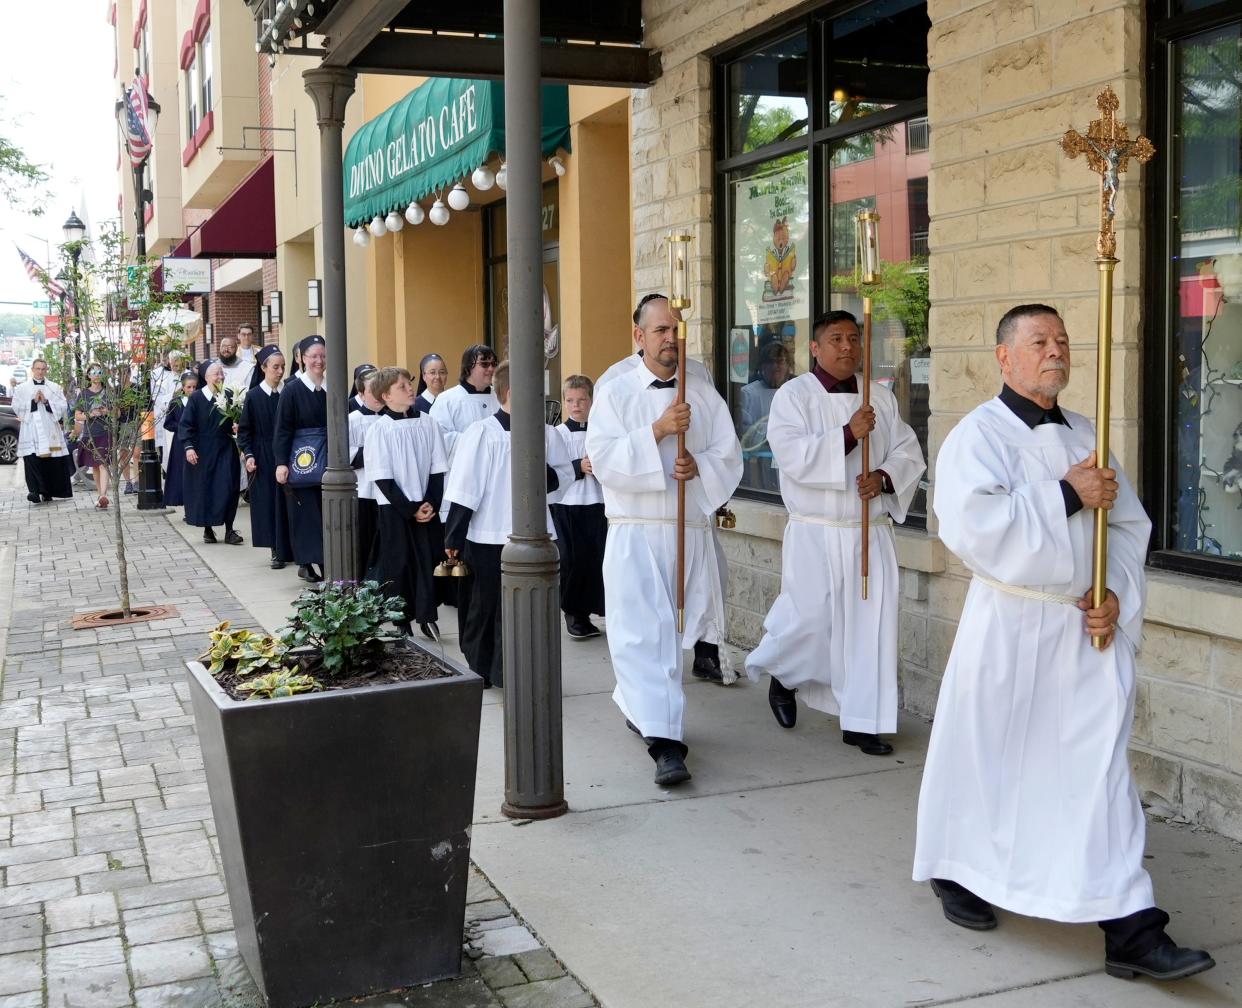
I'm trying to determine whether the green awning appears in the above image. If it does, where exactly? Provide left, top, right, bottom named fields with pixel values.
left=343, top=78, right=571, bottom=227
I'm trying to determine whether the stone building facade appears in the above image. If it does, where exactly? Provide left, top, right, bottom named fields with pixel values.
left=634, top=0, right=1242, bottom=840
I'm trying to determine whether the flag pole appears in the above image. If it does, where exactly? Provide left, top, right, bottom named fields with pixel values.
left=667, top=234, right=693, bottom=634
left=855, top=211, right=881, bottom=601
left=1060, top=87, right=1154, bottom=649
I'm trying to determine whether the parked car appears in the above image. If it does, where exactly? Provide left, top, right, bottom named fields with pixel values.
left=10, top=365, right=27, bottom=386
left=0, top=402, right=18, bottom=465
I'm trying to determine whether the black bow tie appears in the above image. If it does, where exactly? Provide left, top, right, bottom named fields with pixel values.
left=648, top=378, right=677, bottom=390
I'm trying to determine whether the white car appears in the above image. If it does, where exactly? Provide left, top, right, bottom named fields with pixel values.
left=10, top=366, right=28, bottom=385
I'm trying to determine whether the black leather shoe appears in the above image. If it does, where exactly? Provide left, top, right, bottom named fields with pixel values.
left=305, top=565, right=323, bottom=583
left=769, top=677, right=797, bottom=728
left=419, top=621, right=439, bottom=641
left=1106, top=941, right=1215, bottom=981
left=203, top=527, right=217, bottom=543
left=930, top=879, right=997, bottom=931
left=566, top=615, right=601, bottom=640
left=41, top=495, right=53, bottom=503
left=224, top=530, right=243, bottom=545
left=651, top=746, right=691, bottom=787
left=270, top=551, right=285, bottom=570
left=843, top=730, right=894, bottom=755
left=26, top=492, right=40, bottom=503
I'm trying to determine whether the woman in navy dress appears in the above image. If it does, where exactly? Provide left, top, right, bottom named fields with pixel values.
left=274, top=335, right=327, bottom=581
left=178, top=361, right=243, bottom=544
left=162, top=370, right=198, bottom=508
left=237, top=345, right=293, bottom=569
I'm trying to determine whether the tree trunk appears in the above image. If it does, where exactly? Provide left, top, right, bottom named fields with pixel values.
left=112, top=458, right=130, bottom=618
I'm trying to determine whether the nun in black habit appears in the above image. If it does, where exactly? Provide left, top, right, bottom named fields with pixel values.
left=162, top=369, right=198, bottom=508
left=274, top=335, right=327, bottom=581
left=237, top=345, right=293, bottom=569
left=178, top=361, right=243, bottom=544
left=348, top=363, right=378, bottom=414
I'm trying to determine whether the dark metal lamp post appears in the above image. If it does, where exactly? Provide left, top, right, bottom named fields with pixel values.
left=61, top=212, right=86, bottom=386
left=114, top=85, right=166, bottom=511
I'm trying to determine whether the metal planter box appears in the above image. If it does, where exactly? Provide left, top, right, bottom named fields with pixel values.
left=186, top=646, right=483, bottom=1008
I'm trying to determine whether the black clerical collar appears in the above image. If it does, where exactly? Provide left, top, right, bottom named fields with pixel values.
left=812, top=364, right=857, bottom=394
left=33, top=380, right=45, bottom=385
left=999, top=384, right=1071, bottom=429
left=494, top=409, right=511, bottom=431
left=355, top=402, right=376, bottom=415
left=464, top=383, right=491, bottom=395
left=648, top=377, right=677, bottom=389
left=565, top=418, right=587, bottom=432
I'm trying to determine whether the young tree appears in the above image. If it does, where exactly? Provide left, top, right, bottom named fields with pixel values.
left=0, top=96, right=49, bottom=215
left=41, top=223, right=189, bottom=617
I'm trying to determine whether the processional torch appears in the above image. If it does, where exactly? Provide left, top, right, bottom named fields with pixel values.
left=855, top=210, right=881, bottom=601
left=667, top=234, right=693, bottom=634
left=1060, top=86, right=1154, bottom=649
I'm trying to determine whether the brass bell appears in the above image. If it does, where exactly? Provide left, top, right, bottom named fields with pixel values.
left=716, top=506, right=737, bottom=530
left=452, top=560, right=472, bottom=577
left=433, top=560, right=454, bottom=577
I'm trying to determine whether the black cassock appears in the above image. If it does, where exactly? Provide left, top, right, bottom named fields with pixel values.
left=177, top=390, right=241, bottom=529
left=237, top=386, right=293, bottom=562
left=162, top=399, right=189, bottom=506
left=550, top=501, right=607, bottom=619
left=273, top=377, right=326, bottom=566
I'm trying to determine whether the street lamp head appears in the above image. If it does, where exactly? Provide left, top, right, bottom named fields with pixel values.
left=62, top=211, right=86, bottom=244
left=146, top=94, right=161, bottom=135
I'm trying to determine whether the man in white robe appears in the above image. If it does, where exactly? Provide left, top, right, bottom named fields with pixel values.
left=586, top=296, right=742, bottom=786
left=215, top=334, right=254, bottom=492
left=236, top=324, right=258, bottom=365
left=596, top=293, right=731, bottom=683
left=13, top=360, right=72, bottom=503
left=913, top=304, right=1214, bottom=982
left=429, top=344, right=499, bottom=461
left=151, top=350, right=186, bottom=470
left=746, top=311, right=924, bottom=754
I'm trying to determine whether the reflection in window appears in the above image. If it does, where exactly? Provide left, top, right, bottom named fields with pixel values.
left=825, top=0, right=929, bottom=127
left=726, top=31, right=808, bottom=157
left=1170, top=22, right=1242, bottom=561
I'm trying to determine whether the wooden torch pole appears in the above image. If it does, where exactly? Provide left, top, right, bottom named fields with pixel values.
left=856, top=210, right=881, bottom=601
left=668, top=234, right=693, bottom=634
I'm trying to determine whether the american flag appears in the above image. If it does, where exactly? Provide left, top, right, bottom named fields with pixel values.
left=16, top=246, right=67, bottom=301
left=122, top=77, right=152, bottom=166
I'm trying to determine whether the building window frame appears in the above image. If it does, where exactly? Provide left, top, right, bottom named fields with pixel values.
left=198, top=30, right=213, bottom=119
left=712, top=1, right=930, bottom=523
left=1145, top=0, right=1242, bottom=583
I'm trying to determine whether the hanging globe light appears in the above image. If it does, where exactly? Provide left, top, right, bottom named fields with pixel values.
left=367, top=215, right=387, bottom=237
left=352, top=226, right=369, bottom=247
left=385, top=209, right=404, bottom=232
left=429, top=199, right=450, bottom=226
left=548, top=155, right=567, bottom=177
left=471, top=165, right=495, bottom=191
left=495, top=162, right=508, bottom=191
left=405, top=202, right=425, bottom=225
left=447, top=183, right=470, bottom=211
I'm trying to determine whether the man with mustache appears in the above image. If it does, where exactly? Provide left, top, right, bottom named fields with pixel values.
left=913, top=304, right=1214, bottom=982
left=586, top=294, right=742, bottom=786
left=746, top=310, right=924, bottom=755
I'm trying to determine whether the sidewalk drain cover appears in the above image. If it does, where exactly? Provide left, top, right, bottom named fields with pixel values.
left=71, top=604, right=179, bottom=630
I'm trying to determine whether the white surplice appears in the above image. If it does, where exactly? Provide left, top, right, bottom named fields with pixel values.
left=586, top=363, right=743, bottom=740
left=365, top=413, right=448, bottom=506
left=745, top=374, right=924, bottom=731
left=349, top=411, right=383, bottom=501
left=442, top=415, right=572, bottom=543
left=429, top=384, right=499, bottom=461
left=552, top=422, right=603, bottom=507
left=13, top=379, right=69, bottom=458
left=913, top=396, right=1154, bottom=922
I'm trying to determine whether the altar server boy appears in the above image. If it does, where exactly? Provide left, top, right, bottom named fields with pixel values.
left=442, top=361, right=574, bottom=687
left=551, top=375, right=607, bottom=639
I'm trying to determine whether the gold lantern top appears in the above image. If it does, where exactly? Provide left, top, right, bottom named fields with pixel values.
left=666, top=234, right=693, bottom=311
left=855, top=210, right=881, bottom=286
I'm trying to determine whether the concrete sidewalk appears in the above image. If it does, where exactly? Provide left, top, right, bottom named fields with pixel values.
left=167, top=488, right=1242, bottom=1006
left=3, top=467, right=1240, bottom=1007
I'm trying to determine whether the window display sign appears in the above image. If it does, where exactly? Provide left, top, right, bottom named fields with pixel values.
left=733, top=157, right=810, bottom=327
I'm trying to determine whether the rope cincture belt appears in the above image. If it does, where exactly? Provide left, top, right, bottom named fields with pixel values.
left=788, top=514, right=893, bottom=529
left=973, top=572, right=1080, bottom=606
left=608, top=516, right=711, bottom=529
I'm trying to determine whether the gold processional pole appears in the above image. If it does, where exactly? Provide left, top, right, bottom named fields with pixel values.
left=667, top=234, right=693, bottom=634
left=855, top=210, right=881, bottom=601
left=1060, top=86, right=1154, bottom=649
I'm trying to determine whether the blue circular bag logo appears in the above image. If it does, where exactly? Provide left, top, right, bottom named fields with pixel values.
left=292, top=445, right=318, bottom=475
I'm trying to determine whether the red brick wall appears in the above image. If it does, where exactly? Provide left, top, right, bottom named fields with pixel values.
left=192, top=290, right=260, bottom=361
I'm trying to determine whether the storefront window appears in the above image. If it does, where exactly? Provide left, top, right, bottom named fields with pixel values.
left=1157, top=14, right=1242, bottom=570
left=717, top=1, right=929, bottom=518
left=726, top=31, right=808, bottom=157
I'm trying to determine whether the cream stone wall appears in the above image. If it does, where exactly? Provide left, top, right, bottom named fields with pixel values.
left=636, top=0, right=1242, bottom=840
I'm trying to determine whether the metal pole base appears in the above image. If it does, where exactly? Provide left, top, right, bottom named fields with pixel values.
left=500, top=534, right=568, bottom=821
left=320, top=464, right=358, bottom=583
left=136, top=437, right=165, bottom=511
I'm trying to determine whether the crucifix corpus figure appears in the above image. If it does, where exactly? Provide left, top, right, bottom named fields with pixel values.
left=1060, top=85, right=1155, bottom=258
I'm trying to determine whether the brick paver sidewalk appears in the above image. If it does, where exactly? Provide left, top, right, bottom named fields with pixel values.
left=0, top=473, right=594, bottom=1008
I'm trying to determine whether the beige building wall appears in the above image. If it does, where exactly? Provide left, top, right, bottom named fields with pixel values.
left=637, top=0, right=1242, bottom=841
left=144, top=1, right=185, bottom=255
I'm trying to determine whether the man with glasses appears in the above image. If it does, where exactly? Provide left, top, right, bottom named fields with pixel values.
left=429, top=344, right=499, bottom=462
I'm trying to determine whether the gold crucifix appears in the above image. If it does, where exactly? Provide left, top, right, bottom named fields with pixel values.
left=1060, top=86, right=1155, bottom=259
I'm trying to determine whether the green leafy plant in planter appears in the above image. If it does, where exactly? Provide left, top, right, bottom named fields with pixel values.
left=236, top=671, right=321, bottom=699
left=280, top=580, right=407, bottom=679
left=200, top=621, right=288, bottom=678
